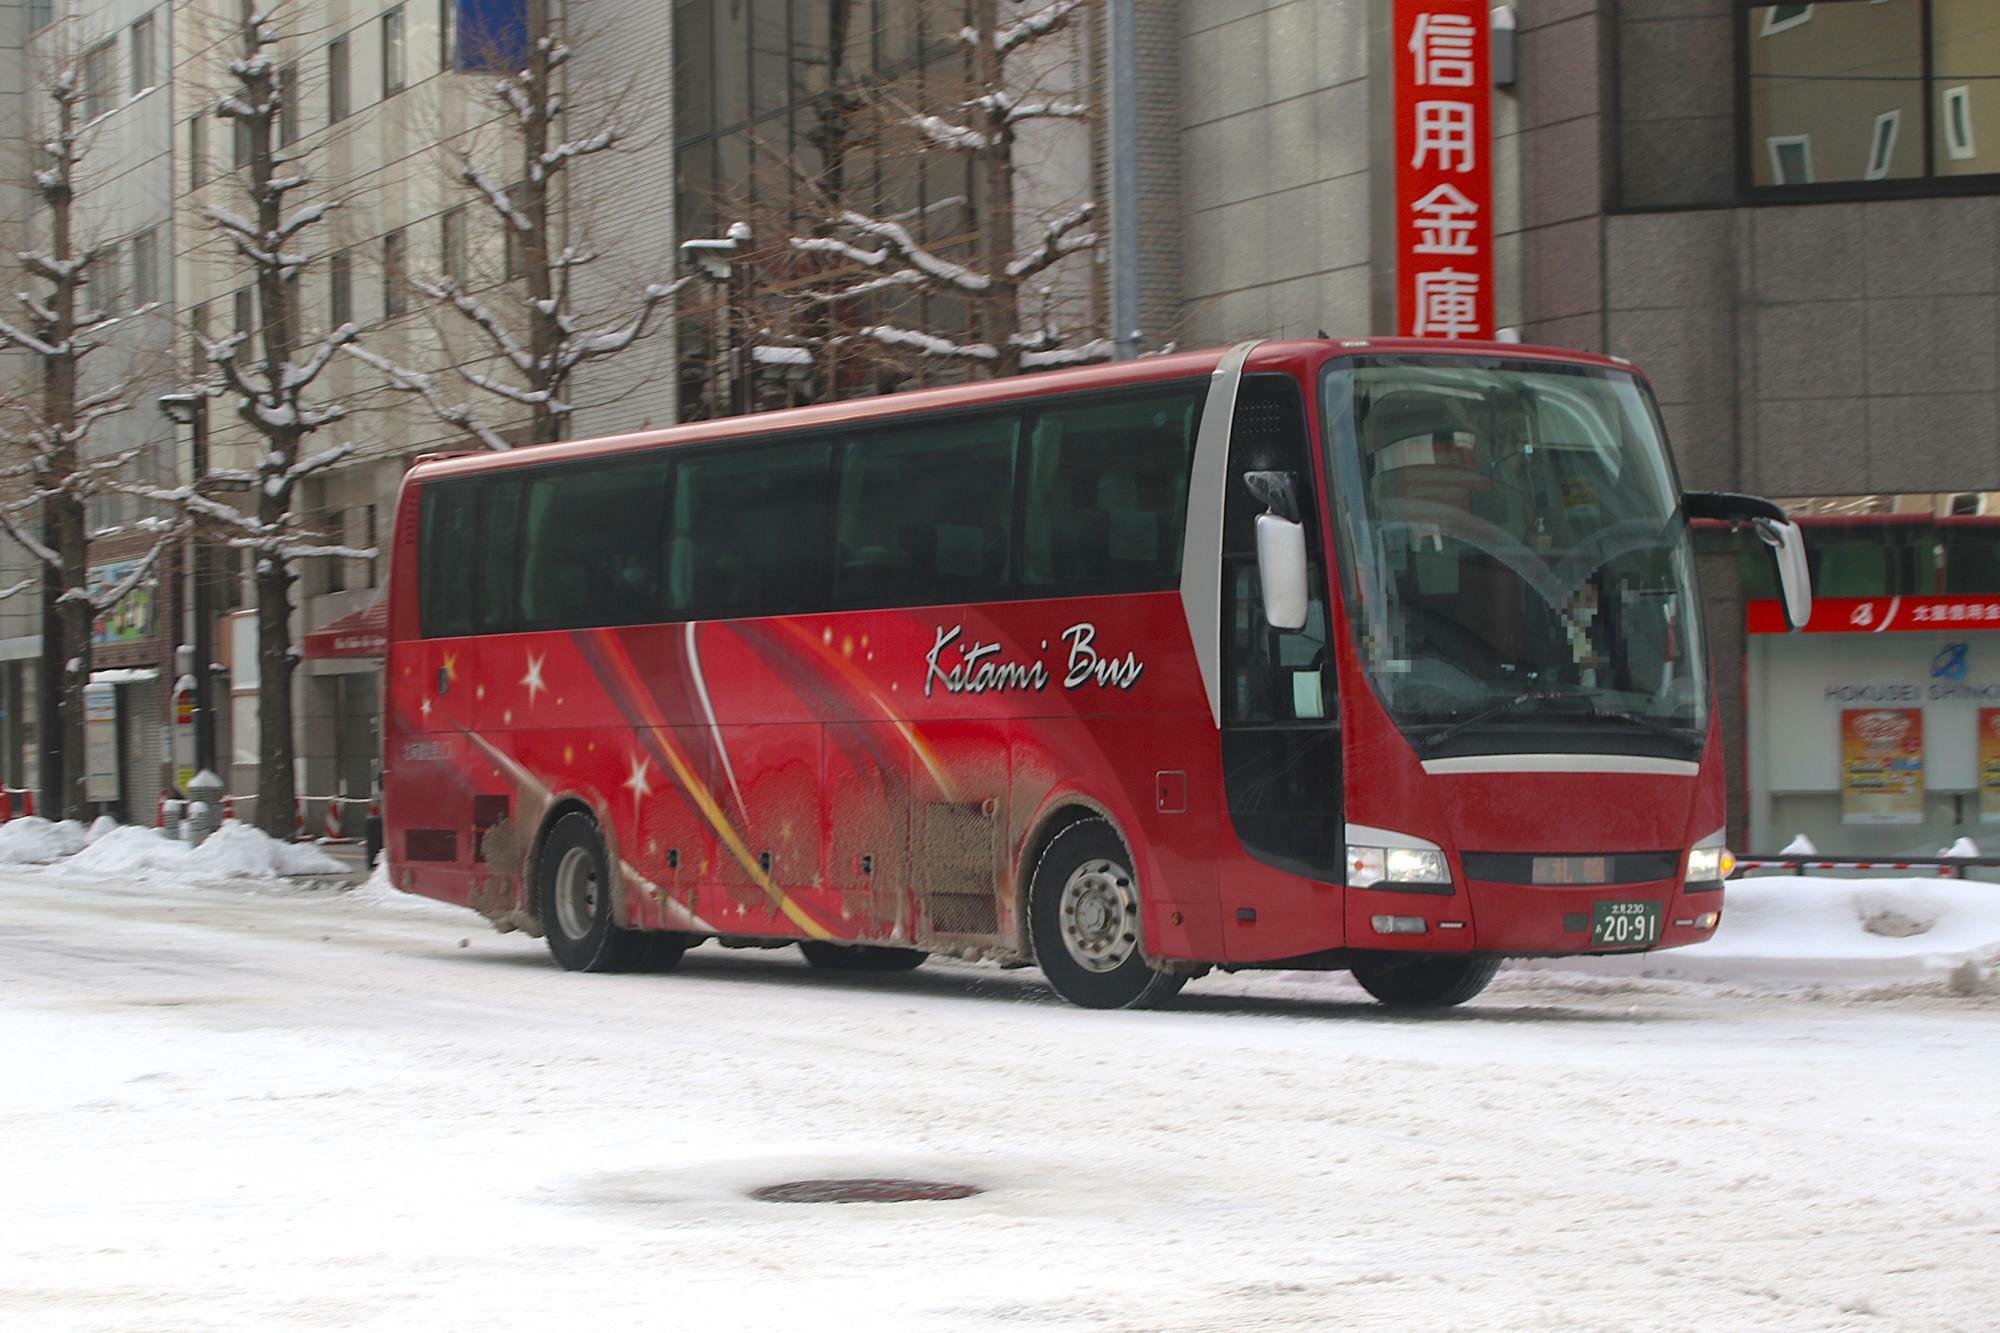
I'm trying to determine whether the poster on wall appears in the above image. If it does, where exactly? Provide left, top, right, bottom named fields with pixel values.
left=1980, top=709, right=2000, bottom=824
left=83, top=682, right=119, bottom=804
left=1840, top=708, right=1924, bottom=825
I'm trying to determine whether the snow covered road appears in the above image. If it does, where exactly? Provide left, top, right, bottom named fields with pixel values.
left=4, top=869, right=1998, bottom=1332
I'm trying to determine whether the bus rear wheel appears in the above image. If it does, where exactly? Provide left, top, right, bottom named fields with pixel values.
left=799, top=941, right=928, bottom=971
left=1349, top=955, right=1500, bottom=1009
left=1029, top=818, right=1185, bottom=1010
left=537, top=812, right=685, bottom=973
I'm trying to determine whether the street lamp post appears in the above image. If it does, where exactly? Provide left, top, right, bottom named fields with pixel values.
left=157, top=392, right=217, bottom=780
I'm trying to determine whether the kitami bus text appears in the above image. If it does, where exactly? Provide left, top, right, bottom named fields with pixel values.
left=923, top=623, right=1145, bottom=698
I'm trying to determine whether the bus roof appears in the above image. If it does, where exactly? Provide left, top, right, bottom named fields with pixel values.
left=406, top=337, right=1645, bottom=483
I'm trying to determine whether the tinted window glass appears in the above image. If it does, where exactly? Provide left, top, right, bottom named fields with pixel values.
left=1224, top=376, right=1329, bottom=725
left=1022, top=384, right=1204, bottom=596
left=420, top=481, right=479, bottom=638
left=668, top=441, right=833, bottom=619
left=476, top=476, right=523, bottom=631
left=519, top=457, right=671, bottom=630
left=834, top=413, right=1018, bottom=609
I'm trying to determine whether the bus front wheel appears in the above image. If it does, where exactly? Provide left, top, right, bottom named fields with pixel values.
left=1029, top=818, right=1186, bottom=1010
left=1349, top=955, right=1500, bottom=1009
left=536, top=812, right=686, bottom=973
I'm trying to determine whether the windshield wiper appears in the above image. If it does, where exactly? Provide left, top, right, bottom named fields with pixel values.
left=1420, top=688, right=1586, bottom=753
left=1575, top=705, right=1696, bottom=745
left=1421, top=687, right=1696, bottom=754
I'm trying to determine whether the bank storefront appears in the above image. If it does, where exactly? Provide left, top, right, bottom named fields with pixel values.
left=1748, top=596, right=2000, bottom=856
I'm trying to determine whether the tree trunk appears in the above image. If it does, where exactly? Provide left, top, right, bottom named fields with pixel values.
left=253, top=551, right=295, bottom=840
left=972, top=0, right=1020, bottom=377
left=37, top=561, right=63, bottom=816
left=54, top=493, right=91, bottom=820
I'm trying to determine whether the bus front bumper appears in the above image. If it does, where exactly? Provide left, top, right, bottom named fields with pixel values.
left=1345, top=879, right=1723, bottom=956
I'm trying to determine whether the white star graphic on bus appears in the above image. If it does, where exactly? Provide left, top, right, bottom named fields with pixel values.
left=521, top=651, right=548, bottom=705
left=420, top=696, right=432, bottom=720
left=624, top=755, right=653, bottom=806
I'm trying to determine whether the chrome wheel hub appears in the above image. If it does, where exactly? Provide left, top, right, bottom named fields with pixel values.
left=554, top=845, right=600, bottom=941
left=1058, top=858, right=1139, bottom=973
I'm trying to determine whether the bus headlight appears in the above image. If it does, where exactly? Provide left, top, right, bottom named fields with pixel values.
left=1687, top=846, right=1733, bottom=885
left=1347, top=843, right=1450, bottom=888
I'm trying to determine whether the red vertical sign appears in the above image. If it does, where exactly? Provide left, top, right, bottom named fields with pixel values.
left=1393, top=0, right=1493, bottom=340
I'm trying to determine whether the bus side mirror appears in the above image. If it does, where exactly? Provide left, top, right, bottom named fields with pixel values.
left=1754, top=516, right=1813, bottom=631
left=1684, top=490, right=1813, bottom=631
left=1255, top=513, right=1309, bottom=632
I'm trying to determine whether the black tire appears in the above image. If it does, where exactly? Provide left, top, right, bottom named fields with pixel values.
left=799, top=941, right=928, bottom=971
left=1350, top=955, right=1501, bottom=1009
left=535, top=812, right=684, bottom=973
left=1028, top=818, right=1186, bottom=1010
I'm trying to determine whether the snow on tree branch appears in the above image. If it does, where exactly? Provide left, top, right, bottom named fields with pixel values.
left=343, top=345, right=515, bottom=453
left=1006, top=203, right=1097, bottom=280
left=987, top=0, right=1088, bottom=56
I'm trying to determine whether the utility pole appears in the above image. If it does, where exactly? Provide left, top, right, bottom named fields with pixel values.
left=158, top=392, right=217, bottom=776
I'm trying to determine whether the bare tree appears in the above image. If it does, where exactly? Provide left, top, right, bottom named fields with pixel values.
left=173, top=11, right=370, bottom=839
left=352, top=0, right=688, bottom=449
left=0, top=63, right=180, bottom=819
left=786, top=0, right=1109, bottom=380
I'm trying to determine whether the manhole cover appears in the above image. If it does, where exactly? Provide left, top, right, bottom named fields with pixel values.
left=750, top=1178, right=982, bottom=1204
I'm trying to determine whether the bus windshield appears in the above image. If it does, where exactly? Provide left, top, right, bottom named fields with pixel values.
left=1321, top=357, right=1707, bottom=759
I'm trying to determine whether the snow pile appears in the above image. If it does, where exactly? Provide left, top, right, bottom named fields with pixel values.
left=1530, top=874, right=2000, bottom=988
left=188, top=822, right=343, bottom=878
left=59, top=825, right=193, bottom=878
left=46, top=821, right=345, bottom=881
left=0, top=817, right=91, bottom=865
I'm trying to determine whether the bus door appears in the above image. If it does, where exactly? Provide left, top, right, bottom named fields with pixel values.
left=1217, top=374, right=1346, bottom=961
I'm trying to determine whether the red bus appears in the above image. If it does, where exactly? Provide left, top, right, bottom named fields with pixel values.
left=383, top=338, right=1810, bottom=1009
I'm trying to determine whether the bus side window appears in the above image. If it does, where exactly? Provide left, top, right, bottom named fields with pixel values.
left=666, top=440, right=833, bottom=621
left=420, top=480, right=479, bottom=638
left=518, top=457, right=671, bottom=630
left=1020, top=384, right=1205, bottom=597
left=833, top=412, right=1018, bottom=610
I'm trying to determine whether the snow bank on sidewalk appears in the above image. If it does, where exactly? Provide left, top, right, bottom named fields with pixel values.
left=50, top=822, right=344, bottom=881
left=1525, top=874, right=2000, bottom=989
left=0, top=818, right=90, bottom=865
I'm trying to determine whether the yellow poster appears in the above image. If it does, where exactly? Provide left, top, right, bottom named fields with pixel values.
left=1980, top=710, right=2000, bottom=825
left=1841, top=708, right=1924, bottom=825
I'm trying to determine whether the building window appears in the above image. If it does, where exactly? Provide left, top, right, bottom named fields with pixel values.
left=82, top=40, right=118, bottom=122
left=363, top=505, right=379, bottom=588
left=233, top=114, right=251, bottom=171
left=448, top=0, right=531, bottom=74
left=190, top=302, right=210, bottom=377
left=382, top=7, right=407, bottom=96
left=330, top=250, right=353, bottom=326
left=1864, top=110, right=1901, bottom=180
left=383, top=230, right=407, bottom=318
left=324, top=508, right=347, bottom=593
left=279, top=62, right=300, bottom=147
left=1744, top=0, right=1998, bottom=191
left=329, top=35, right=351, bottom=122
left=1943, top=85, right=1975, bottom=161
left=234, top=287, right=254, bottom=337
left=441, top=205, right=467, bottom=282
left=29, top=1, right=53, bottom=32
left=130, top=14, right=156, bottom=95
left=502, top=184, right=528, bottom=279
left=189, top=115, right=208, bottom=189
left=1760, top=3, right=1813, bottom=35
left=1767, top=134, right=1813, bottom=184
left=131, top=227, right=159, bottom=307
left=96, top=243, right=121, bottom=315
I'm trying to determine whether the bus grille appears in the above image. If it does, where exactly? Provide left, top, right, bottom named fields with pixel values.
left=921, top=801, right=998, bottom=935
